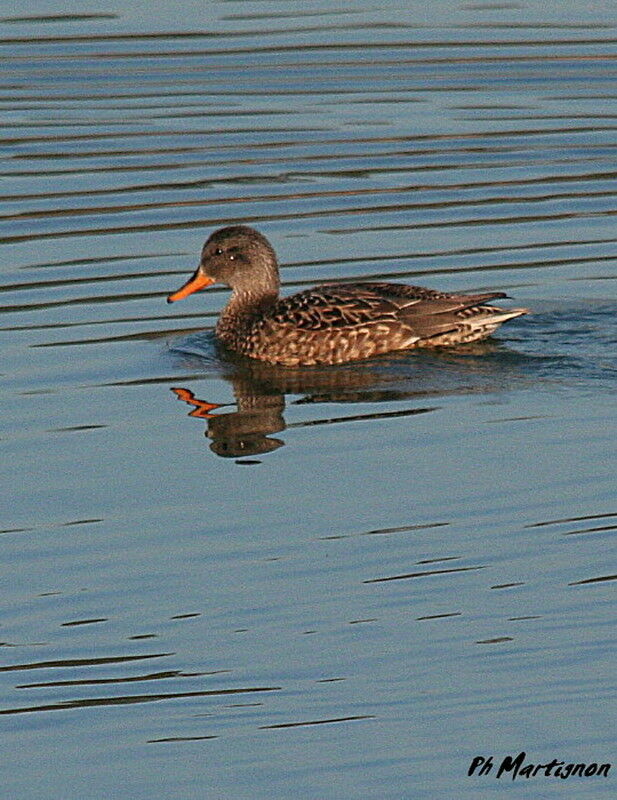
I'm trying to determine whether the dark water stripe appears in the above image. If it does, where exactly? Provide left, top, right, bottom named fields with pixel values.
left=7, top=167, right=617, bottom=202
left=6, top=89, right=617, bottom=108
left=485, top=414, right=550, bottom=424
left=365, top=565, right=487, bottom=583
left=363, top=521, right=450, bottom=535
left=223, top=9, right=366, bottom=20
left=1, top=519, right=105, bottom=534
left=1, top=14, right=117, bottom=23
left=5, top=142, right=615, bottom=178
left=1, top=272, right=179, bottom=293
left=0, top=290, right=166, bottom=313
left=8, top=49, right=617, bottom=66
left=4, top=30, right=617, bottom=46
left=417, top=556, right=461, bottom=565
left=490, top=582, right=525, bottom=589
left=5, top=185, right=617, bottom=224
left=526, top=511, right=617, bottom=527
left=13, top=206, right=617, bottom=247
left=25, top=252, right=182, bottom=269
left=0, top=101, right=326, bottom=112
left=0, top=114, right=298, bottom=132
left=3, top=315, right=215, bottom=334
left=31, top=326, right=208, bottom=346
left=467, top=113, right=617, bottom=121
left=0, top=528, right=35, bottom=534
left=326, top=207, right=617, bottom=235
left=0, top=685, right=281, bottom=716
left=148, top=736, right=218, bottom=743
left=4, top=140, right=615, bottom=172
left=11, top=232, right=614, bottom=276
left=8, top=66, right=615, bottom=87
left=260, top=714, right=374, bottom=730
left=0, top=652, right=174, bottom=672
left=288, top=406, right=438, bottom=428
left=569, top=574, right=617, bottom=586
left=0, top=89, right=463, bottom=105
left=6, top=124, right=617, bottom=151
left=476, top=637, right=514, bottom=644
left=100, top=373, right=215, bottom=387
left=563, top=524, right=617, bottom=535
left=17, top=669, right=229, bottom=689
left=0, top=126, right=328, bottom=146
left=49, top=425, right=107, bottom=431
left=0, top=88, right=415, bottom=102
left=317, top=522, right=449, bottom=541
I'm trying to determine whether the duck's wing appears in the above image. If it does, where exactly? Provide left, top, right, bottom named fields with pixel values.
left=265, top=282, right=511, bottom=335
left=343, top=281, right=505, bottom=304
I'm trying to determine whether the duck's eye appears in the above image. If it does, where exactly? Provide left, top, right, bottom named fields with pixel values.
left=214, top=247, right=223, bottom=256
left=229, top=254, right=235, bottom=261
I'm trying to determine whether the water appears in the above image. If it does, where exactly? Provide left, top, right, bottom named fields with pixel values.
left=1, top=2, right=616, bottom=798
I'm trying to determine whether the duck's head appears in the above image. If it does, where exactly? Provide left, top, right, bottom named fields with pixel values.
left=167, top=225, right=280, bottom=303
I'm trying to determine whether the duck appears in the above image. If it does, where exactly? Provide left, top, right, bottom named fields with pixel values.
left=167, top=225, right=528, bottom=366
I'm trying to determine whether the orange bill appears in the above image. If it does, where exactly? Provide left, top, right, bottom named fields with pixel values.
left=167, top=269, right=214, bottom=303
left=171, top=387, right=222, bottom=418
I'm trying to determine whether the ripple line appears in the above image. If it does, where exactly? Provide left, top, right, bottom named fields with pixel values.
left=364, top=565, right=487, bottom=583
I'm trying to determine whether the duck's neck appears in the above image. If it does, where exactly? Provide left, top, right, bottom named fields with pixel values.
left=216, top=288, right=278, bottom=345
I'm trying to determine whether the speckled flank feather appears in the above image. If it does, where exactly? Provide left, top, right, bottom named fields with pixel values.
left=168, top=226, right=529, bottom=366
left=226, top=283, right=527, bottom=365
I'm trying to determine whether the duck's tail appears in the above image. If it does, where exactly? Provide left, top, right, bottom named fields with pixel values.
left=421, top=304, right=529, bottom=346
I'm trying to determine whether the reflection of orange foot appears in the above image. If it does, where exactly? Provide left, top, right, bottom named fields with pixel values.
left=171, top=387, right=223, bottom=419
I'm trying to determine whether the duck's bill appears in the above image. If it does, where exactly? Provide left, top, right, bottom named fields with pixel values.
left=167, top=270, right=215, bottom=303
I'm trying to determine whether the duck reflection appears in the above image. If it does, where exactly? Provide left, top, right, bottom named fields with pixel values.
left=172, top=383, right=286, bottom=457
left=169, top=334, right=526, bottom=460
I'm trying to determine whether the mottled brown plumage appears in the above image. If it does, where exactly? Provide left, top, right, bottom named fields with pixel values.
left=167, top=225, right=528, bottom=366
